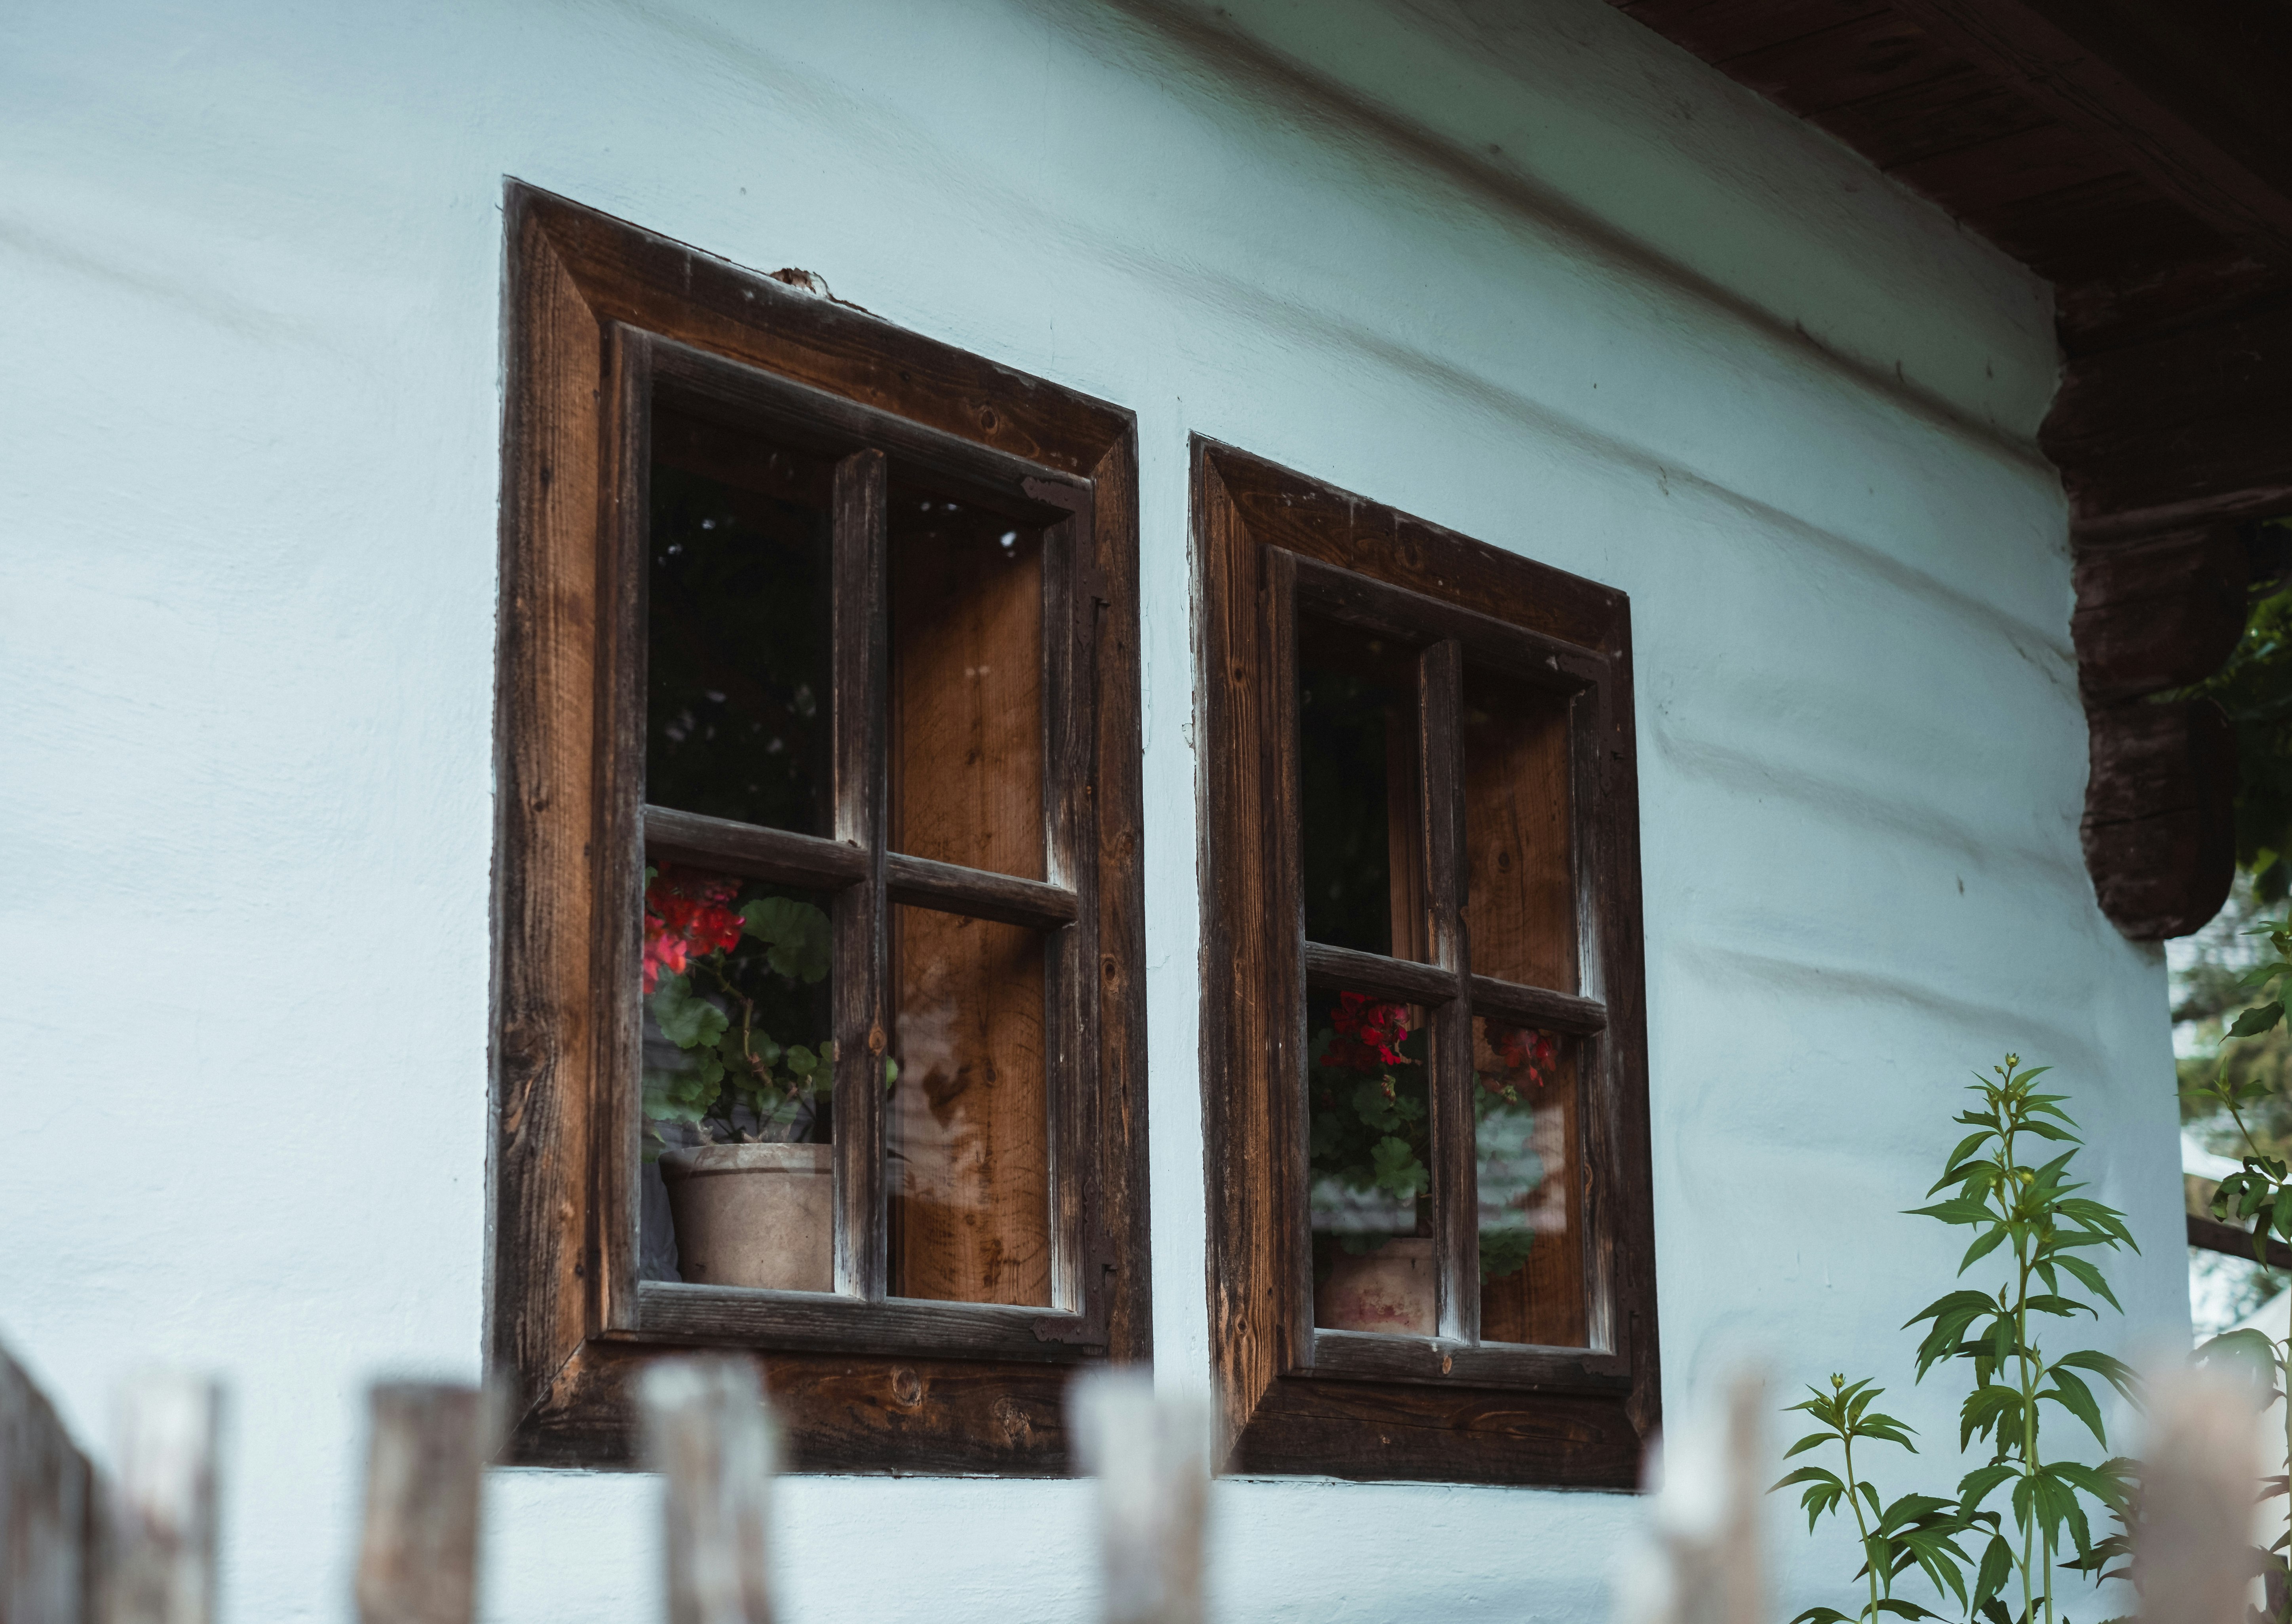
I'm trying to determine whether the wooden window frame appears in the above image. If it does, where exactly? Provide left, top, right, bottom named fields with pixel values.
left=490, top=183, right=1149, bottom=1474
left=1194, top=439, right=1659, bottom=1487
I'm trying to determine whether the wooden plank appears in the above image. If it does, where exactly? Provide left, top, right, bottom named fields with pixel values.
left=650, top=333, right=1088, bottom=519
left=641, top=807, right=870, bottom=891
left=593, top=323, right=651, bottom=1338
left=1288, top=553, right=1604, bottom=694
left=1884, top=0, right=2292, bottom=263
left=505, top=1341, right=1080, bottom=1476
left=1232, top=1376, right=1641, bottom=1488
left=1210, top=446, right=1627, bottom=658
left=0, top=1341, right=91, bottom=1624
left=1883, top=118, right=2131, bottom=216
left=882, top=854, right=1077, bottom=929
left=1304, top=1328, right=1630, bottom=1389
left=518, top=187, right=1131, bottom=479
left=1082, top=427, right=1154, bottom=1369
left=1808, top=60, right=2050, bottom=171
left=1194, top=445, right=1295, bottom=1463
left=1466, top=978, right=1608, bottom=1036
left=490, top=186, right=608, bottom=1433
left=889, top=910, right=1053, bottom=1306
left=831, top=448, right=889, bottom=1305
left=355, top=1385, right=490, bottom=1624
left=1710, top=8, right=1968, bottom=115
left=1461, top=669, right=1578, bottom=994
left=1613, top=0, right=1891, bottom=68
left=1302, top=942, right=1458, bottom=1006
left=2189, top=1212, right=2292, bottom=1272
left=1417, top=640, right=1476, bottom=1345
left=635, top=1282, right=1092, bottom=1361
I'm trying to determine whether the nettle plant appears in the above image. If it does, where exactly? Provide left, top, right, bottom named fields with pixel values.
left=1776, top=1056, right=2138, bottom=1624
left=1304, top=993, right=1557, bottom=1279
left=640, top=865, right=837, bottom=1153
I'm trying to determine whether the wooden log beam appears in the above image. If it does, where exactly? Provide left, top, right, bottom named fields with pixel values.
left=2047, top=298, right=2292, bottom=534
left=2070, top=523, right=2250, bottom=701
left=2081, top=697, right=2236, bottom=940
left=1883, top=0, right=2292, bottom=264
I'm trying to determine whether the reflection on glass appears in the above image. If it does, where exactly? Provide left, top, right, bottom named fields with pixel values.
left=637, top=864, right=837, bottom=1293
left=1307, top=990, right=1434, bottom=1334
left=1473, top=1017, right=1585, bottom=1347
left=1463, top=667, right=1575, bottom=991
left=889, top=489, right=1045, bottom=878
left=889, top=907, right=1050, bottom=1306
left=646, top=406, right=834, bottom=834
left=1298, top=619, right=1423, bottom=958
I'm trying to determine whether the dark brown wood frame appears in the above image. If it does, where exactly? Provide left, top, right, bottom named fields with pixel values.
left=490, top=182, right=1149, bottom=1473
left=1195, top=439, right=1658, bottom=1486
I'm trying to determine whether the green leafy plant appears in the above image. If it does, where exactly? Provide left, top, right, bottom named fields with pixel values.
left=640, top=866, right=837, bottom=1154
left=2181, top=910, right=2292, bottom=1614
left=1777, top=1056, right=2138, bottom=1624
left=1904, top=1055, right=2138, bottom=1624
left=1776, top=1376, right=1972, bottom=1624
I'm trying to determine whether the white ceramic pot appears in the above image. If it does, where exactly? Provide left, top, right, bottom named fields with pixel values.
left=1316, top=1236, right=1435, bottom=1335
left=659, top=1142, right=834, bottom=1292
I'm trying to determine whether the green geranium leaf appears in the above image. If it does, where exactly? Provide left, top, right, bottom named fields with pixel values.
left=742, top=897, right=832, bottom=984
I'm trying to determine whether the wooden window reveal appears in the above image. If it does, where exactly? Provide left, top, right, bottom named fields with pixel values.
left=1195, top=440, right=1657, bottom=1487
left=492, top=184, right=1148, bottom=1474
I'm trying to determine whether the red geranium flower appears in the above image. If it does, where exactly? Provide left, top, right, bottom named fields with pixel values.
left=1325, top=991, right=1414, bottom=1071
left=643, top=868, right=744, bottom=993
left=1482, top=1022, right=1558, bottom=1093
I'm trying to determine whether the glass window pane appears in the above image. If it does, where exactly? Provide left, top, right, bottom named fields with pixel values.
left=638, top=864, right=837, bottom=1293
left=646, top=406, right=834, bottom=834
left=1463, top=667, right=1575, bottom=991
left=889, top=906, right=1051, bottom=1306
left=1307, top=989, right=1435, bottom=1334
left=889, top=488, right=1045, bottom=878
left=1473, top=1017, right=1586, bottom=1347
left=1299, top=618, right=1424, bottom=958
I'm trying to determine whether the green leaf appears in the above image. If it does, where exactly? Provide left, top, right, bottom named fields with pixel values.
left=651, top=976, right=730, bottom=1050
left=2051, top=1349, right=2138, bottom=1404
left=2038, top=1369, right=2108, bottom=1448
left=2229, top=999, right=2285, bottom=1037
left=741, top=896, right=832, bottom=984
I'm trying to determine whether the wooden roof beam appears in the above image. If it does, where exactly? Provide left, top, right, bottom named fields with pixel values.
left=1884, top=0, right=2292, bottom=264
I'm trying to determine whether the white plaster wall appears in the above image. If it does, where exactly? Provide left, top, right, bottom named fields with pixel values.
left=0, top=0, right=2183, bottom=1620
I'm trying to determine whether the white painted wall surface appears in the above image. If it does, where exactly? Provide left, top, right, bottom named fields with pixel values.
left=0, top=0, right=2182, bottom=1619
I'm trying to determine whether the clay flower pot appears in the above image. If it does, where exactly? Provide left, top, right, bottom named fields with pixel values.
left=658, top=1142, right=833, bottom=1291
left=1316, top=1236, right=1435, bottom=1334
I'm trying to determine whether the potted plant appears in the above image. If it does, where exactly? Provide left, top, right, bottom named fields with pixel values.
left=1307, top=993, right=1555, bottom=1333
left=640, top=864, right=839, bottom=1292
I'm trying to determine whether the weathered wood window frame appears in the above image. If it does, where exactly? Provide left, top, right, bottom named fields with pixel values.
left=1195, top=440, right=1659, bottom=1485
left=490, top=184, right=1148, bottom=1473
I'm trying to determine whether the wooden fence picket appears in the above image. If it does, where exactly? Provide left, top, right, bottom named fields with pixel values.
left=99, top=1372, right=220, bottom=1624
left=354, top=1383, right=492, bottom=1624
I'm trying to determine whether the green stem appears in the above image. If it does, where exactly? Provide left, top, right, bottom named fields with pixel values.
left=1841, top=1430, right=1881, bottom=1624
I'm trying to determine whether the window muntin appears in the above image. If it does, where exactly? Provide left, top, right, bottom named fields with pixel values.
left=1196, top=440, right=1655, bottom=1487
left=616, top=331, right=1097, bottom=1340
